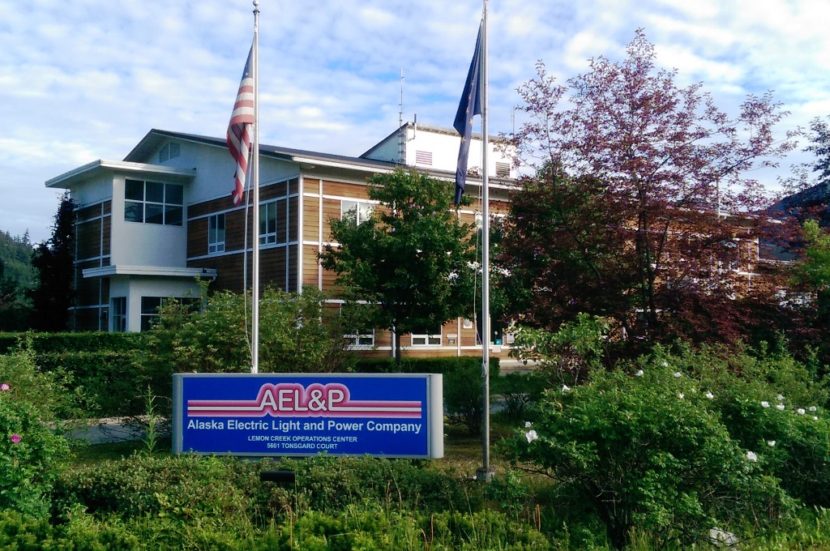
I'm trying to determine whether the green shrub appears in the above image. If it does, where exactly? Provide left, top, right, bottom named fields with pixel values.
left=146, top=287, right=355, bottom=374
left=0, top=345, right=92, bottom=420
left=35, top=350, right=158, bottom=417
left=0, top=509, right=142, bottom=550
left=491, top=372, right=546, bottom=421
left=0, top=390, right=69, bottom=516
left=510, top=314, right=612, bottom=386
left=0, top=331, right=145, bottom=355
left=291, top=456, right=481, bottom=514
left=52, top=454, right=261, bottom=523
left=644, top=342, right=830, bottom=508
left=506, top=363, right=794, bottom=548
left=354, top=356, right=500, bottom=434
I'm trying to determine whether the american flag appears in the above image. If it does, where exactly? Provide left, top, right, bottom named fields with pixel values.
left=227, top=46, right=255, bottom=205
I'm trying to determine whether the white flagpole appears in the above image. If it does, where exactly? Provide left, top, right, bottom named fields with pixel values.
left=251, top=0, right=261, bottom=374
left=478, top=0, right=492, bottom=482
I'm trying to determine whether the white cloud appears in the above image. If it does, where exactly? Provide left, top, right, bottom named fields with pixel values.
left=2, top=0, right=829, bottom=241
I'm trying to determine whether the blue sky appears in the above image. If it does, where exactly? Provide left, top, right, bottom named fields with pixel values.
left=2, top=0, right=829, bottom=242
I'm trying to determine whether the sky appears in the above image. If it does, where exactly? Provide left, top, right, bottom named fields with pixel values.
left=2, top=0, right=829, bottom=243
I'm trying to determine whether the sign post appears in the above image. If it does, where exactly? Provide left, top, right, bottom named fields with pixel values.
left=173, top=373, right=443, bottom=459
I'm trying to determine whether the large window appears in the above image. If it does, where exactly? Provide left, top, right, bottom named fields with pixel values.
left=208, top=214, right=225, bottom=253
left=411, top=327, right=441, bottom=346
left=111, top=297, right=126, bottom=332
left=341, top=200, right=374, bottom=224
left=125, top=179, right=183, bottom=226
left=260, top=202, right=277, bottom=245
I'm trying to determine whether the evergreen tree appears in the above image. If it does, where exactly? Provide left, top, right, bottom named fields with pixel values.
left=29, top=194, right=75, bottom=331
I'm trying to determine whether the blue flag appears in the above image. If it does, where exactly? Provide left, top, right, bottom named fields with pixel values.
left=453, top=22, right=483, bottom=205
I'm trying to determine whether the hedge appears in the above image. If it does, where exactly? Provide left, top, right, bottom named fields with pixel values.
left=0, top=332, right=146, bottom=355
left=354, top=356, right=500, bottom=378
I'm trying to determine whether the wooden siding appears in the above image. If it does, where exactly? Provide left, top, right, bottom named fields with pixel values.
left=302, top=244, right=320, bottom=288
left=188, top=217, right=208, bottom=257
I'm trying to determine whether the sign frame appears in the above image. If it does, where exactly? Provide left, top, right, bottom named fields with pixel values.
left=172, top=372, right=443, bottom=459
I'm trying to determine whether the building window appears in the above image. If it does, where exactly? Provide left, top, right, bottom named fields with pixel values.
left=158, top=142, right=180, bottom=163
left=111, top=297, right=126, bottom=332
left=341, top=200, right=373, bottom=224
left=124, top=179, right=183, bottom=226
left=260, top=202, right=277, bottom=245
left=496, top=162, right=510, bottom=177
left=415, top=150, right=433, bottom=166
left=345, top=330, right=374, bottom=347
left=411, top=328, right=441, bottom=346
left=208, top=214, right=225, bottom=253
left=141, top=297, right=163, bottom=331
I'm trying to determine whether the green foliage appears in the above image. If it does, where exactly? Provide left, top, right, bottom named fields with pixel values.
left=0, top=230, right=34, bottom=287
left=0, top=387, right=69, bottom=516
left=29, top=193, right=75, bottom=331
left=354, top=356, right=500, bottom=433
left=491, top=371, right=547, bottom=421
left=146, top=287, right=354, bottom=374
left=0, top=331, right=145, bottom=355
left=34, top=350, right=150, bottom=417
left=795, top=219, right=830, bottom=292
left=0, top=230, right=35, bottom=332
left=661, top=342, right=830, bottom=509
left=511, top=314, right=612, bottom=385
left=506, top=361, right=794, bottom=548
left=0, top=344, right=92, bottom=421
left=48, top=453, right=551, bottom=550
left=321, top=169, right=476, bottom=361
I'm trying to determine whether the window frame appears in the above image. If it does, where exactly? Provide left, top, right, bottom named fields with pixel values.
left=111, top=297, right=127, bottom=332
left=124, top=179, right=183, bottom=226
left=259, top=201, right=278, bottom=245
left=411, top=328, right=442, bottom=347
left=208, top=213, right=226, bottom=253
left=340, top=200, right=374, bottom=225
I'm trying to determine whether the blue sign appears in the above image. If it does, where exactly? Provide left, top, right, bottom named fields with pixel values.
left=172, top=373, right=443, bottom=458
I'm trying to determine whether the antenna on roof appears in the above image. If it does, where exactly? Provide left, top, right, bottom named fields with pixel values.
left=398, top=68, right=405, bottom=165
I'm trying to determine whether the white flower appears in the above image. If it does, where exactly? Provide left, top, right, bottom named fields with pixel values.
left=814, top=416, right=819, bottom=421
left=761, top=401, right=770, bottom=408
left=447, top=271, right=459, bottom=281
left=635, top=369, right=644, bottom=377
left=797, top=408, right=806, bottom=415
left=746, top=451, right=758, bottom=462
left=705, top=391, right=714, bottom=400
left=524, top=421, right=533, bottom=428
left=809, top=406, right=817, bottom=412
left=776, top=404, right=785, bottom=411
left=709, top=528, right=738, bottom=547
left=777, top=394, right=785, bottom=401
left=677, top=392, right=685, bottom=400
left=525, top=430, right=538, bottom=443
left=767, top=440, right=776, bottom=447
left=661, top=360, right=669, bottom=367
left=673, top=371, right=682, bottom=378
left=561, top=384, right=571, bottom=392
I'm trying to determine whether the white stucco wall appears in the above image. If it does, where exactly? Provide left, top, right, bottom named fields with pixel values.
left=68, top=173, right=113, bottom=207
left=405, top=128, right=515, bottom=177
left=151, top=139, right=300, bottom=204
left=109, top=276, right=201, bottom=332
left=109, top=175, right=188, bottom=267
